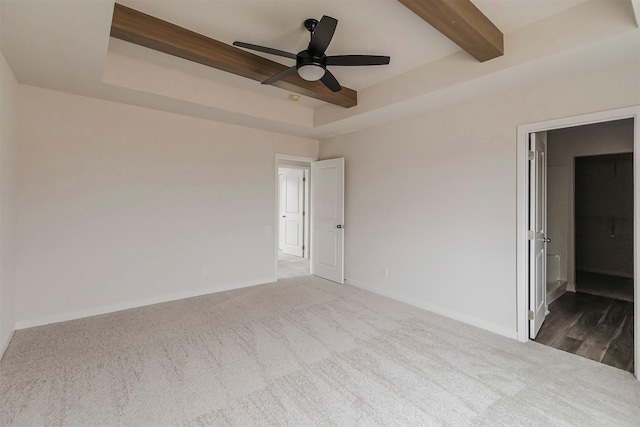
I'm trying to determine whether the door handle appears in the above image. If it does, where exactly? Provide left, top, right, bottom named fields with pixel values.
left=544, top=237, right=551, bottom=243
left=337, top=225, right=344, bottom=229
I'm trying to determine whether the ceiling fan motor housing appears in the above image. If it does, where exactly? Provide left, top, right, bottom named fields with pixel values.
left=296, top=50, right=326, bottom=70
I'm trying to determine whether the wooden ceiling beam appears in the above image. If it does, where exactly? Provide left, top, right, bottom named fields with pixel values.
left=397, top=0, right=503, bottom=62
left=110, top=3, right=357, bottom=108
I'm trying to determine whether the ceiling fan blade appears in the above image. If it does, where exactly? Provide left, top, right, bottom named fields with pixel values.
left=320, top=70, right=342, bottom=92
left=262, top=66, right=298, bottom=85
left=326, top=55, right=390, bottom=66
left=308, top=15, right=338, bottom=55
left=233, top=41, right=297, bottom=60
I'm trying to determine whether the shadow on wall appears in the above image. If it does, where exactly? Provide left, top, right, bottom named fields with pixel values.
left=575, top=152, right=633, bottom=279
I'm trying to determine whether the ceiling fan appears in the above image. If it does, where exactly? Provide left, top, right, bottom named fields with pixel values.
left=233, top=16, right=390, bottom=93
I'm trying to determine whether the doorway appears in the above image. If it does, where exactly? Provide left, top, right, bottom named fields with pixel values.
left=274, top=154, right=346, bottom=284
left=276, top=157, right=312, bottom=279
left=574, top=153, right=634, bottom=302
left=516, top=107, right=640, bottom=379
left=535, top=122, right=634, bottom=373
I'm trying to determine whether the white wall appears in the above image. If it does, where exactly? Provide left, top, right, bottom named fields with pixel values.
left=15, top=86, right=318, bottom=328
left=547, top=119, right=634, bottom=290
left=0, top=50, right=18, bottom=357
left=319, top=59, right=639, bottom=338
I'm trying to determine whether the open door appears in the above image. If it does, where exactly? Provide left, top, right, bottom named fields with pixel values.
left=278, top=173, right=286, bottom=250
left=529, top=132, right=548, bottom=338
left=311, top=158, right=344, bottom=284
left=280, top=169, right=305, bottom=257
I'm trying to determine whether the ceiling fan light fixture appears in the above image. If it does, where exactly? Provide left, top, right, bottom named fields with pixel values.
left=298, top=64, right=325, bottom=81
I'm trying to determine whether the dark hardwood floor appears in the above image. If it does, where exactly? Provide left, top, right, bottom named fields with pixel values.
left=534, top=291, right=634, bottom=373
left=576, top=270, right=634, bottom=302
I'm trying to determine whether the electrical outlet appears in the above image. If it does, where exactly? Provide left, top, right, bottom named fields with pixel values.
left=382, top=267, right=389, bottom=279
left=202, top=265, right=208, bottom=276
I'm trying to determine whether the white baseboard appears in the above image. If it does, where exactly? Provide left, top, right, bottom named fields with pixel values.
left=0, top=330, right=14, bottom=361
left=346, top=278, right=518, bottom=340
left=14, top=276, right=277, bottom=330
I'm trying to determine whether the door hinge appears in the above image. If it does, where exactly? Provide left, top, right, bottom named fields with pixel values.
left=528, top=310, right=534, bottom=320
left=303, top=177, right=306, bottom=182
left=527, top=230, right=534, bottom=240
left=528, top=150, right=535, bottom=161
left=302, top=245, right=305, bottom=251
left=303, top=211, right=305, bottom=216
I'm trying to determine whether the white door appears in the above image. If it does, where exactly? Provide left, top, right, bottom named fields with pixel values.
left=311, top=158, right=344, bottom=284
left=278, top=174, right=286, bottom=250
left=529, top=132, right=548, bottom=338
left=280, top=169, right=305, bottom=257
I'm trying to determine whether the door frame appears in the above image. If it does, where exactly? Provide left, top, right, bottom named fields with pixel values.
left=516, top=105, right=640, bottom=379
left=274, top=154, right=317, bottom=275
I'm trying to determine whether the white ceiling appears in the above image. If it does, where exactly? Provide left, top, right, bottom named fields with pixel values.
left=113, top=0, right=589, bottom=92
left=0, top=0, right=637, bottom=139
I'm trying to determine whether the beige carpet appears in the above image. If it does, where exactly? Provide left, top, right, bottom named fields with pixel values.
left=1, top=275, right=639, bottom=426
left=277, top=252, right=310, bottom=279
